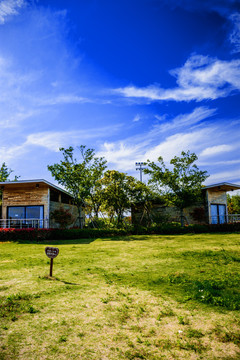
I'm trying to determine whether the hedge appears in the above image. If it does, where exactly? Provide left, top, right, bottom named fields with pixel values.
left=0, top=222, right=240, bottom=242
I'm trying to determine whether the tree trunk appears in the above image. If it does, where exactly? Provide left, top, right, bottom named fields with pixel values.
left=77, top=206, right=83, bottom=229
left=180, top=208, right=184, bottom=227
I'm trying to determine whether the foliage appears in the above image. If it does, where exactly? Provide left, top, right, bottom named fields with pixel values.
left=1, top=221, right=240, bottom=242
left=0, top=163, right=20, bottom=211
left=100, top=170, right=151, bottom=226
left=50, top=207, right=74, bottom=229
left=144, top=151, right=209, bottom=226
left=85, top=179, right=105, bottom=219
left=227, top=193, right=240, bottom=214
left=48, top=146, right=107, bottom=227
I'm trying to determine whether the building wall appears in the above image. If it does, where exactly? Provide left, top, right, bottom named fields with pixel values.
left=2, top=183, right=49, bottom=221
left=49, top=201, right=79, bottom=228
left=132, top=201, right=207, bottom=225
left=206, top=189, right=228, bottom=221
left=1, top=183, right=81, bottom=228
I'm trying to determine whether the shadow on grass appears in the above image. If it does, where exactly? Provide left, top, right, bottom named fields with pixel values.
left=40, top=275, right=81, bottom=286
left=14, top=238, right=96, bottom=245
left=101, top=235, right=153, bottom=242
left=12, top=235, right=154, bottom=245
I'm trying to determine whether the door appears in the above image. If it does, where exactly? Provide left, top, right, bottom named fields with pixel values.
left=210, top=204, right=226, bottom=224
left=211, top=204, right=218, bottom=224
left=218, top=205, right=226, bottom=224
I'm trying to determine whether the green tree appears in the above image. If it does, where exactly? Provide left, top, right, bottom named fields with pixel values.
left=86, top=179, right=104, bottom=219
left=227, top=193, right=240, bottom=214
left=144, top=151, right=209, bottom=226
left=48, top=146, right=107, bottom=228
left=101, top=170, right=150, bottom=226
left=0, top=162, right=20, bottom=182
left=0, top=163, right=20, bottom=216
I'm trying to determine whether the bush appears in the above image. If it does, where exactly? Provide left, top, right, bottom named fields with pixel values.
left=0, top=227, right=129, bottom=242
left=0, top=221, right=239, bottom=242
left=50, top=207, right=74, bottom=229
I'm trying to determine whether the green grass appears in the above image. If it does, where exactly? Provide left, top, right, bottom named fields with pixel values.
left=0, top=233, right=240, bottom=359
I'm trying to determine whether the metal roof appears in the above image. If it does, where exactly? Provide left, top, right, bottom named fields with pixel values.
left=202, top=182, right=240, bottom=192
left=0, top=179, right=72, bottom=197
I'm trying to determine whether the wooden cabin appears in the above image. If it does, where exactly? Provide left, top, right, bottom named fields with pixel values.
left=0, top=179, right=81, bottom=228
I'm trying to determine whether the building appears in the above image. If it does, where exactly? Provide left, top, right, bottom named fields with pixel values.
left=131, top=182, right=240, bottom=226
left=0, top=179, right=81, bottom=228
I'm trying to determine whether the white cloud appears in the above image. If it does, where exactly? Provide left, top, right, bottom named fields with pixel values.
left=96, top=127, right=214, bottom=172
left=143, top=129, right=212, bottom=163
left=36, top=94, right=93, bottom=106
left=97, top=142, right=143, bottom=171
left=0, top=0, right=26, bottom=24
left=133, top=114, right=141, bottom=122
left=25, top=126, right=122, bottom=152
left=0, top=143, right=28, bottom=162
left=156, top=106, right=216, bottom=132
left=208, top=168, right=240, bottom=183
left=229, top=12, right=240, bottom=53
left=114, top=55, right=240, bottom=102
left=200, top=144, right=233, bottom=156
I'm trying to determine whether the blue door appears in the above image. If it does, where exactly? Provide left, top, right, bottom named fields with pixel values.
left=211, top=205, right=218, bottom=224
left=219, top=205, right=226, bottom=224
left=210, top=204, right=226, bottom=224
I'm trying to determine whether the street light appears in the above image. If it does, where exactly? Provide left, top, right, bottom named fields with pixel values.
left=135, top=162, right=145, bottom=182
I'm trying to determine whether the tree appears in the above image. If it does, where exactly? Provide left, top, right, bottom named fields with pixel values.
left=48, top=146, right=107, bottom=228
left=101, top=170, right=150, bottom=226
left=86, top=179, right=104, bottom=219
left=0, top=163, right=20, bottom=216
left=144, top=151, right=209, bottom=226
left=227, top=193, right=240, bottom=214
left=0, top=162, right=19, bottom=182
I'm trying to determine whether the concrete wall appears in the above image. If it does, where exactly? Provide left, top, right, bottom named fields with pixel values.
left=206, top=189, right=228, bottom=222
left=49, top=201, right=79, bottom=228
left=132, top=189, right=229, bottom=225
left=132, top=201, right=208, bottom=226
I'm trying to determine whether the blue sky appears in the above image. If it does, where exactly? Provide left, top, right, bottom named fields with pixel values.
left=0, top=0, right=240, bottom=185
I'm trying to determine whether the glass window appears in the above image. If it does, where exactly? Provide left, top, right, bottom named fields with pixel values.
left=7, top=206, right=44, bottom=228
left=8, top=207, right=25, bottom=219
left=26, top=206, right=43, bottom=219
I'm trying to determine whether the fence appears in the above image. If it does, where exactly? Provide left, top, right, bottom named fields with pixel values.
left=0, top=218, right=49, bottom=229
left=210, top=214, right=240, bottom=224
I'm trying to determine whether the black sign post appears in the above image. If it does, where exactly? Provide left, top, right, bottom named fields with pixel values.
left=45, top=247, right=59, bottom=277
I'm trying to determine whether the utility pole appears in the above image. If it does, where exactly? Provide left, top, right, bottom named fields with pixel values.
left=135, top=162, right=145, bottom=182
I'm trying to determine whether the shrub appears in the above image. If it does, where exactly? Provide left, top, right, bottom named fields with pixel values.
left=50, top=207, right=74, bottom=229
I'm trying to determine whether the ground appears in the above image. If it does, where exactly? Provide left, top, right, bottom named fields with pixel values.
left=0, top=234, right=240, bottom=359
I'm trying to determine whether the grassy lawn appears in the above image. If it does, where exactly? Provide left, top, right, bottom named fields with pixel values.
left=0, top=233, right=240, bottom=359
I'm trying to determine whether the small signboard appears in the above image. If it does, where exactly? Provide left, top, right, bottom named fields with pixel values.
left=45, top=247, right=59, bottom=277
left=45, top=247, right=59, bottom=259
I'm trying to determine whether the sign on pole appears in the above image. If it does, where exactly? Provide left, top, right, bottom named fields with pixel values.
left=45, top=247, right=59, bottom=277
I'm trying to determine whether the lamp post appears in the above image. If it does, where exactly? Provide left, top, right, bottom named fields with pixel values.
left=135, top=162, right=145, bottom=182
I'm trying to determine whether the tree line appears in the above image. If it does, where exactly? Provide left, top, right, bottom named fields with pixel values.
left=47, top=146, right=209, bottom=227
left=1, top=147, right=221, bottom=227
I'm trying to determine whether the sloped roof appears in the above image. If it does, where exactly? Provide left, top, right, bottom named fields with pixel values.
left=0, top=179, right=72, bottom=196
left=202, top=182, right=240, bottom=192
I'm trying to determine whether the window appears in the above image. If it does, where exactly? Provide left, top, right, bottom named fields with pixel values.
left=210, top=204, right=226, bottom=224
left=50, top=189, right=59, bottom=202
left=7, top=206, right=44, bottom=228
